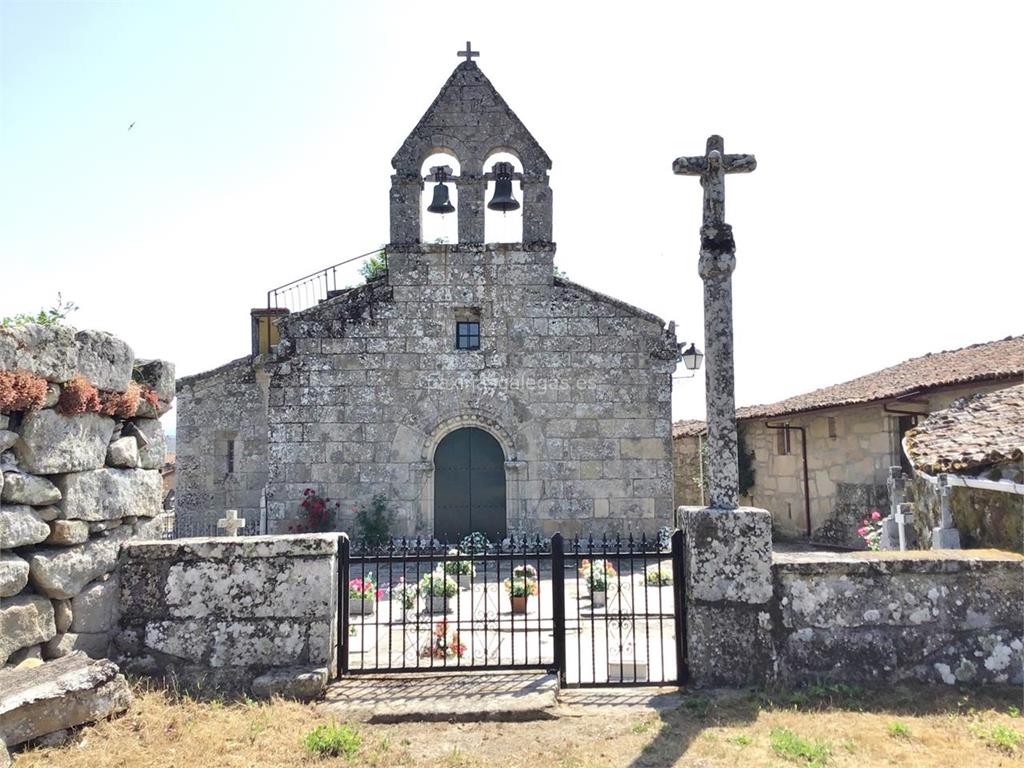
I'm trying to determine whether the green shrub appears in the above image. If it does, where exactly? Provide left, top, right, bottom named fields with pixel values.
left=302, top=723, right=361, bottom=759
left=355, top=493, right=393, bottom=548
left=359, top=251, right=387, bottom=282
left=1, top=293, right=78, bottom=328
left=419, top=571, right=458, bottom=598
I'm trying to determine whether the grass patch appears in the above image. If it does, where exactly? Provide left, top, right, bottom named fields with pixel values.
left=970, top=721, right=1023, bottom=754
left=769, top=727, right=831, bottom=766
left=679, top=696, right=711, bottom=719
left=729, top=733, right=753, bottom=746
left=302, top=723, right=361, bottom=760
left=887, top=720, right=911, bottom=739
left=631, top=719, right=656, bottom=734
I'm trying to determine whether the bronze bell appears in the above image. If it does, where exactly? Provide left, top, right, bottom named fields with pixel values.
left=427, top=181, right=455, bottom=214
left=487, top=161, right=520, bottom=212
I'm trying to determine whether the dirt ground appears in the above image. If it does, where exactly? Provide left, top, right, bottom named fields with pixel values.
left=12, top=680, right=1024, bottom=767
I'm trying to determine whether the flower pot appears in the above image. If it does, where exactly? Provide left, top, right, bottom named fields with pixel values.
left=510, top=595, right=529, bottom=614
left=590, top=590, right=607, bottom=608
left=457, top=573, right=473, bottom=590
left=425, top=595, right=450, bottom=614
left=349, top=597, right=376, bottom=615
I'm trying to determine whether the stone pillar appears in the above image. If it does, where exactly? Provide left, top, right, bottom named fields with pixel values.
left=521, top=176, right=553, bottom=244
left=389, top=174, right=423, bottom=245
left=456, top=175, right=486, bottom=243
left=698, top=221, right=740, bottom=509
left=682, top=505, right=774, bottom=686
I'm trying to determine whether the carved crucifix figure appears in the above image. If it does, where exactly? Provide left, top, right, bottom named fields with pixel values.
left=673, top=135, right=756, bottom=510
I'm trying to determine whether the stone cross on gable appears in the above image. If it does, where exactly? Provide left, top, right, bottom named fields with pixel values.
left=457, top=41, right=479, bottom=61
left=673, top=135, right=757, bottom=226
left=217, top=509, right=246, bottom=537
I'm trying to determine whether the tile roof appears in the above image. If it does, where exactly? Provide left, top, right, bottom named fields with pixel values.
left=734, top=335, right=1024, bottom=421
left=904, top=383, right=1024, bottom=474
left=672, top=419, right=707, bottom=439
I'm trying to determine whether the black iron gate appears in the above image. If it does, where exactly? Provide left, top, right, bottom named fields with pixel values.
left=337, top=531, right=688, bottom=687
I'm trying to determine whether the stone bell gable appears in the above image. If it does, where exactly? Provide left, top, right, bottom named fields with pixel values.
left=389, top=60, right=553, bottom=245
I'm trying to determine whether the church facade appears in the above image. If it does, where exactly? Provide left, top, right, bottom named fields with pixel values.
left=176, top=56, right=682, bottom=540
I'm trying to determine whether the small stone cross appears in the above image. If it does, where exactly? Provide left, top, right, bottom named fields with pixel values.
left=217, top=509, right=246, bottom=537
left=673, top=135, right=756, bottom=225
left=457, top=41, right=479, bottom=61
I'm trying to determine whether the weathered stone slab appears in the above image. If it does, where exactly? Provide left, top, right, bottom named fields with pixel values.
left=14, top=410, right=115, bottom=474
left=54, top=467, right=161, bottom=521
left=44, top=519, right=90, bottom=546
left=74, top=330, right=133, bottom=393
left=0, top=432, right=17, bottom=453
left=27, top=526, right=132, bottom=599
left=0, top=505, right=51, bottom=549
left=70, top=575, right=120, bottom=634
left=105, top=437, right=139, bottom=468
left=130, top=418, right=165, bottom=470
left=0, top=595, right=56, bottom=666
left=142, top=619, right=306, bottom=667
left=0, top=324, right=78, bottom=383
left=252, top=666, right=327, bottom=702
left=0, top=553, right=30, bottom=598
left=1, top=472, right=61, bottom=505
left=133, top=359, right=176, bottom=402
left=683, top=506, right=773, bottom=603
left=0, top=652, right=131, bottom=748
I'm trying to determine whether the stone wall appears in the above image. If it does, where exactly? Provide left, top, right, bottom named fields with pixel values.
left=175, top=357, right=269, bottom=535
left=0, top=324, right=174, bottom=669
left=117, top=534, right=339, bottom=697
left=772, top=550, right=1024, bottom=685
left=682, top=505, right=1024, bottom=688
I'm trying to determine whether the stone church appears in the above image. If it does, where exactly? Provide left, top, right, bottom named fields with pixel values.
left=176, top=52, right=683, bottom=540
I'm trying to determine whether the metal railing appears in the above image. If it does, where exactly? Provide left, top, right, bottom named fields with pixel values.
left=266, top=247, right=385, bottom=314
left=337, top=531, right=688, bottom=687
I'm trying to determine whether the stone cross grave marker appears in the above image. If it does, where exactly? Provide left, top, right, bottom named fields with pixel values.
left=673, top=135, right=756, bottom=509
left=217, top=509, right=246, bottom=537
left=457, top=41, right=479, bottom=61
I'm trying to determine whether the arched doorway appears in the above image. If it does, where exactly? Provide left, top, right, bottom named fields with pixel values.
left=433, top=427, right=507, bottom=542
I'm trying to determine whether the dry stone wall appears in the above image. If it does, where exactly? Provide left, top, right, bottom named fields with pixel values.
left=0, top=324, right=174, bottom=669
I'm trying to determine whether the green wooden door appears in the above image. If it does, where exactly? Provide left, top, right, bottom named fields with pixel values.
left=433, top=427, right=507, bottom=543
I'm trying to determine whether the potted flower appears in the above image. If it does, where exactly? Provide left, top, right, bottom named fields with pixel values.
left=858, top=509, right=884, bottom=551
left=349, top=573, right=383, bottom=615
left=419, top=571, right=458, bottom=614
left=390, top=577, right=418, bottom=613
left=443, top=549, right=476, bottom=589
left=579, top=559, right=616, bottom=607
left=503, top=571, right=538, bottom=614
left=419, top=619, right=466, bottom=660
left=644, top=563, right=673, bottom=588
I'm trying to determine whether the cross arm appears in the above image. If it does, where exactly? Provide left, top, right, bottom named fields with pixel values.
left=672, top=153, right=757, bottom=176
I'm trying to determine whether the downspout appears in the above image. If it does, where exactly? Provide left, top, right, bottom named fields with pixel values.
left=766, top=422, right=812, bottom=538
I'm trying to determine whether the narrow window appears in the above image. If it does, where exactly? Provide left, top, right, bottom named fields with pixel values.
left=827, top=417, right=837, bottom=439
left=456, top=321, right=481, bottom=350
left=226, top=440, right=235, bottom=475
left=776, top=427, right=791, bottom=455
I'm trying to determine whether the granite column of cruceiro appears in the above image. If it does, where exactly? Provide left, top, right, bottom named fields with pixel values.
left=673, top=135, right=755, bottom=509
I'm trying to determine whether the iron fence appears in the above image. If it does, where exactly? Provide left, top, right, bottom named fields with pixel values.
left=337, top=531, right=687, bottom=687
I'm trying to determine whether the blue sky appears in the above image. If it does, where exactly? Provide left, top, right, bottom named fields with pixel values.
left=3, top=1, right=1022, bottom=431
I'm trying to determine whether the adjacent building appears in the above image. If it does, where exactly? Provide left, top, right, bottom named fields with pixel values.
left=673, top=335, right=1024, bottom=546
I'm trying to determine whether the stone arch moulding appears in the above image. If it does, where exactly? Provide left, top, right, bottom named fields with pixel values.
left=413, top=411, right=526, bottom=539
